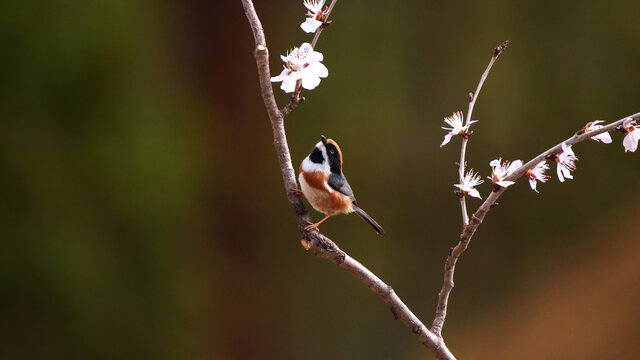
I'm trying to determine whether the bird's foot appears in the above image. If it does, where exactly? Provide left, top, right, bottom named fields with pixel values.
left=304, top=221, right=320, bottom=232
left=291, top=189, right=304, bottom=197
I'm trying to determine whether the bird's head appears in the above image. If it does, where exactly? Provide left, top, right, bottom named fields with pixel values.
left=307, top=135, right=343, bottom=174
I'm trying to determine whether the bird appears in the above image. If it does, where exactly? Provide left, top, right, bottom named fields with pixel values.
left=297, top=135, right=384, bottom=235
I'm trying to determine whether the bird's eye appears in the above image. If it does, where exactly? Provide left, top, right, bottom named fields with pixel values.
left=330, top=149, right=335, bottom=154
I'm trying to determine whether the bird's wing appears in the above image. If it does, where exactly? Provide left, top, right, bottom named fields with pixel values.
left=328, top=173, right=356, bottom=202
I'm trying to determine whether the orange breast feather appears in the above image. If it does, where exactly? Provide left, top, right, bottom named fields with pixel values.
left=301, top=171, right=352, bottom=214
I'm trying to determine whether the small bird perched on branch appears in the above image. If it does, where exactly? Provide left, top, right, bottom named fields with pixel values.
left=297, top=136, right=384, bottom=235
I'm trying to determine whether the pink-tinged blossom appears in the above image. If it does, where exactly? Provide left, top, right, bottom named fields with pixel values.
left=555, top=143, right=578, bottom=182
left=621, top=118, right=640, bottom=152
left=300, top=0, right=326, bottom=33
left=440, top=111, right=477, bottom=147
left=584, top=120, right=612, bottom=144
left=270, top=43, right=328, bottom=93
left=525, top=161, right=550, bottom=193
left=489, top=158, right=523, bottom=188
left=454, top=169, right=484, bottom=199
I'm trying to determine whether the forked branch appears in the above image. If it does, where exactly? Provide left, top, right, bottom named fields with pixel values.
left=242, top=0, right=640, bottom=356
left=431, top=112, right=640, bottom=335
left=241, top=0, right=455, bottom=359
left=457, top=41, right=508, bottom=227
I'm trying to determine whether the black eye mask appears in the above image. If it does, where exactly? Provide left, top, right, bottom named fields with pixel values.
left=325, top=143, right=342, bottom=174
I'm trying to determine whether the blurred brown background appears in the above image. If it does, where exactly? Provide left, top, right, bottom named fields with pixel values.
left=1, top=0, right=639, bottom=359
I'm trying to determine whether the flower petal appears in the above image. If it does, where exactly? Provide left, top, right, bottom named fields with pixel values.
left=496, top=180, right=515, bottom=188
left=558, top=143, right=571, bottom=162
left=301, top=74, right=321, bottom=90
left=306, top=61, right=328, bottom=78
left=281, top=76, right=298, bottom=93
left=303, top=0, right=315, bottom=12
left=270, top=68, right=290, bottom=82
left=300, top=19, right=322, bottom=33
left=529, top=178, right=539, bottom=193
left=307, top=49, right=324, bottom=63
left=592, top=132, right=612, bottom=143
left=559, top=165, right=573, bottom=181
left=556, top=164, right=565, bottom=182
left=468, top=188, right=482, bottom=199
left=509, top=160, right=523, bottom=173
left=623, top=132, right=639, bottom=152
left=299, top=43, right=313, bottom=56
left=440, top=133, right=453, bottom=147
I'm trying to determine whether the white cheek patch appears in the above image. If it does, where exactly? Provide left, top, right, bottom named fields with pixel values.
left=319, top=146, right=330, bottom=173
left=302, top=156, right=325, bottom=172
left=302, top=144, right=331, bottom=174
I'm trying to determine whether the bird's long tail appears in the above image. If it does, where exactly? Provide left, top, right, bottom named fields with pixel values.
left=353, top=205, right=384, bottom=235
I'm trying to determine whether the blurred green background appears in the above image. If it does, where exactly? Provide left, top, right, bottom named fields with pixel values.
left=1, top=0, right=639, bottom=359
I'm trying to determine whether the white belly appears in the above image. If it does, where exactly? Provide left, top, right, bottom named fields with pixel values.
left=299, top=172, right=331, bottom=214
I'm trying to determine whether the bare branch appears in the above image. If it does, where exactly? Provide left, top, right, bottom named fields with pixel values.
left=437, top=43, right=508, bottom=335
left=305, top=235, right=455, bottom=360
left=457, top=40, right=509, bottom=227
left=241, top=1, right=455, bottom=358
left=431, top=111, right=640, bottom=335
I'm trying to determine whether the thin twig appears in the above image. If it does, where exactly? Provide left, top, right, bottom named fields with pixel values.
left=310, top=0, right=338, bottom=48
left=241, top=1, right=455, bottom=359
left=280, top=0, right=339, bottom=117
left=457, top=41, right=509, bottom=226
left=435, top=42, right=507, bottom=335
left=431, top=111, right=640, bottom=335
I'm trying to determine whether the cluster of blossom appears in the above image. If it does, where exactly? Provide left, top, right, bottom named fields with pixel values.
left=441, top=113, right=639, bottom=199
left=270, top=0, right=329, bottom=93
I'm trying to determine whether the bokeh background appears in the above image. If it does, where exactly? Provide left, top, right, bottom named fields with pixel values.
left=1, top=0, right=639, bottom=359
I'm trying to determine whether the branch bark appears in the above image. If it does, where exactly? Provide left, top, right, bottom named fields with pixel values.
left=241, top=0, right=455, bottom=359
left=431, top=111, right=640, bottom=335
left=457, top=41, right=508, bottom=227
left=434, top=41, right=507, bottom=335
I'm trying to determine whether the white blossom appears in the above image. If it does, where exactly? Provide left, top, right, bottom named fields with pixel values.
left=583, top=120, right=612, bottom=143
left=300, top=0, right=326, bottom=33
left=621, top=118, right=640, bottom=152
left=555, top=143, right=578, bottom=182
left=440, top=111, right=477, bottom=147
left=270, top=43, right=328, bottom=93
left=525, top=161, right=550, bottom=193
left=489, top=158, right=522, bottom=188
left=454, top=169, right=484, bottom=199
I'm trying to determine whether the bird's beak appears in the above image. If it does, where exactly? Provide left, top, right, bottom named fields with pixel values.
left=321, top=135, right=328, bottom=145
